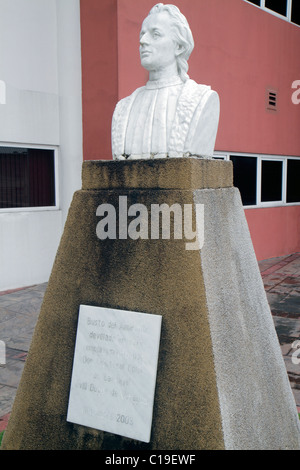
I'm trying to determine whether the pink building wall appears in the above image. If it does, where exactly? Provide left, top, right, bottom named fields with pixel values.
left=245, top=206, right=300, bottom=261
left=80, top=0, right=300, bottom=260
left=80, top=0, right=118, bottom=160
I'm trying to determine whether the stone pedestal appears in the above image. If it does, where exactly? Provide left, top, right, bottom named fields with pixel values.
left=2, top=158, right=300, bottom=450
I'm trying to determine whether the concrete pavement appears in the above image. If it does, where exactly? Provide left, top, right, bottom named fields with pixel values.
left=259, top=253, right=300, bottom=412
left=0, top=283, right=47, bottom=431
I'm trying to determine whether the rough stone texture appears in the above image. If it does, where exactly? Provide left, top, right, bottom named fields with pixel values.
left=194, top=188, right=300, bottom=450
left=2, top=158, right=299, bottom=450
left=1, top=159, right=226, bottom=450
left=82, top=158, right=233, bottom=190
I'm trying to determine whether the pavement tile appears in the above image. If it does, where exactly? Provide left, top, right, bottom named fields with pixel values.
left=5, top=347, right=28, bottom=362
left=0, top=310, right=39, bottom=343
left=281, top=342, right=294, bottom=356
left=291, top=289, right=300, bottom=297
left=0, top=298, right=21, bottom=309
left=292, top=389, right=300, bottom=409
left=10, top=352, right=27, bottom=361
left=0, top=384, right=16, bottom=418
left=0, top=358, right=26, bottom=388
left=270, top=285, right=295, bottom=296
left=0, top=308, right=18, bottom=324
left=284, top=356, right=300, bottom=378
left=273, top=317, right=300, bottom=339
left=3, top=336, right=34, bottom=352
left=262, top=253, right=300, bottom=409
left=279, top=269, right=300, bottom=279
left=272, top=300, right=300, bottom=315
left=267, top=291, right=300, bottom=316
left=281, top=276, right=300, bottom=286
left=260, top=254, right=300, bottom=277
left=5, top=298, right=44, bottom=316
left=0, top=413, right=11, bottom=432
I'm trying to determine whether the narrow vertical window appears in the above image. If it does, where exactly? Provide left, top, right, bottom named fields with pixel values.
left=230, top=156, right=257, bottom=206
left=286, top=159, right=300, bottom=203
left=261, top=160, right=283, bottom=202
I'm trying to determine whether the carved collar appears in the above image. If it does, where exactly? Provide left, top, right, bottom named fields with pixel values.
left=145, top=75, right=183, bottom=89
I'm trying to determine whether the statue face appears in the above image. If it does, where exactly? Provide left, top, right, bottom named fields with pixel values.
left=139, top=11, right=180, bottom=73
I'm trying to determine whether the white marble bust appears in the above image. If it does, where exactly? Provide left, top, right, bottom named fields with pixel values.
left=111, top=3, right=220, bottom=160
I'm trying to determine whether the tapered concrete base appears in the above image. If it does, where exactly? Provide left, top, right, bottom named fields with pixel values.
left=2, top=159, right=300, bottom=450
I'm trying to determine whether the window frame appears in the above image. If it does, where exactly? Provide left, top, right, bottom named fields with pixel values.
left=214, top=151, right=300, bottom=209
left=244, top=0, right=300, bottom=27
left=0, top=143, right=60, bottom=213
left=230, top=154, right=258, bottom=206
left=286, top=158, right=300, bottom=203
left=264, top=0, right=291, bottom=21
left=258, top=156, right=285, bottom=206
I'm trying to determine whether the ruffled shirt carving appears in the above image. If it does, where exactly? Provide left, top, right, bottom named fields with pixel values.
left=111, top=76, right=219, bottom=160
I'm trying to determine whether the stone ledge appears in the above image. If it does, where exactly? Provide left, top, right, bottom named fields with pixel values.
left=82, top=158, right=233, bottom=190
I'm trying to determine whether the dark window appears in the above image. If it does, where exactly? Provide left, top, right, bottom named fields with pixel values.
left=291, top=1, right=300, bottom=25
left=265, top=0, right=287, bottom=17
left=287, top=159, right=300, bottom=203
left=261, top=160, right=282, bottom=202
left=0, top=147, right=56, bottom=209
left=230, top=156, right=257, bottom=206
left=247, top=0, right=261, bottom=6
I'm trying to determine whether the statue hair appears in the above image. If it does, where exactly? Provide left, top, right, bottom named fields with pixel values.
left=148, top=3, right=194, bottom=82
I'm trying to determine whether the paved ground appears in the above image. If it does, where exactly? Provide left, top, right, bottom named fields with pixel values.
left=0, top=282, right=48, bottom=431
left=259, top=253, right=300, bottom=412
left=0, top=254, right=299, bottom=433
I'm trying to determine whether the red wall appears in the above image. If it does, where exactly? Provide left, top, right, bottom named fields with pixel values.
left=80, top=0, right=300, bottom=159
left=80, top=0, right=300, bottom=260
left=246, top=206, right=300, bottom=261
left=80, top=0, right=118, bottom=160
left=116, top=0, right=300, bottom=157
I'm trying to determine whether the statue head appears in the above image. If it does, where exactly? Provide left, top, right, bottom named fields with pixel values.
left=139, top=3, right=194, bottom=82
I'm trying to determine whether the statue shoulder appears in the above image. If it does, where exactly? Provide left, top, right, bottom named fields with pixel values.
left=114, top=86, right=145, bottom=110
left=183, top=79, right=216, bottom=101
left=183, top=81, right=220, bottom=157
left=169, top=79, right=218, bottom=156
left=112, top=86, right=145, bottom=124
left=111, top=86, right=145, bottom=159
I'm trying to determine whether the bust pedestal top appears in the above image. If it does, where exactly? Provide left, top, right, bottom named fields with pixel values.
left=82, top=158, right=233, bottom=191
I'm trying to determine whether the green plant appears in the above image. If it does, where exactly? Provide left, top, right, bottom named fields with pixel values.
left=0, top=430, right=4, bottom=447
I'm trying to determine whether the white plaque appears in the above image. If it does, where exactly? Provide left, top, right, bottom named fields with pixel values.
left=67, top=305, right=162, bottom=443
